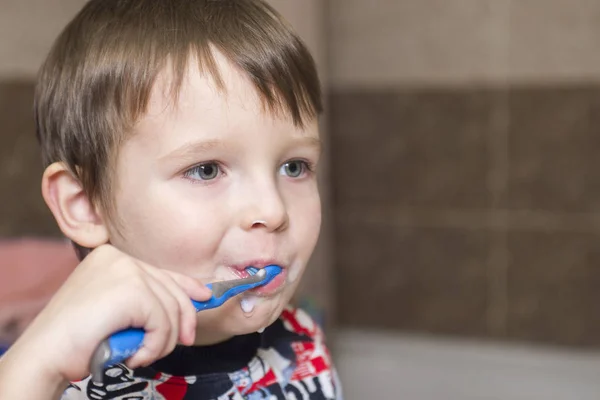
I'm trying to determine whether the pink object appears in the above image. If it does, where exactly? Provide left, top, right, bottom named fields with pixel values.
left=0, top=238, right=79, bottom=343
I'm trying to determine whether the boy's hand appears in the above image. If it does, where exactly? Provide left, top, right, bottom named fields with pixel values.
left=4, top=244, right=211, bottom=385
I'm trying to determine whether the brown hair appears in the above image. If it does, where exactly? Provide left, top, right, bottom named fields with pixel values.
left=34, top=0, right=322, bottom=257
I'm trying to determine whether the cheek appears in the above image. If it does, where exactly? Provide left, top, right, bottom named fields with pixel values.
left=111, top=184, right=226, bottom=273
left=287, top=186, right=322, bottom=254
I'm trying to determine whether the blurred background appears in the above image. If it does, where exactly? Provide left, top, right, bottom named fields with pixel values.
left=3, top=0, right=600, bottom=399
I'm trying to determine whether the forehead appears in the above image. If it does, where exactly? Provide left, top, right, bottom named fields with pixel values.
left=142, top=50, right=316, bottom=136
left=126, top=51, right=319, bottom=161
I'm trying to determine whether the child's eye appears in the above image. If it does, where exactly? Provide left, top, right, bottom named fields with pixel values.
left=184, top=162, right=221, bottom=181
left=279, top=160, right=311, bottom=178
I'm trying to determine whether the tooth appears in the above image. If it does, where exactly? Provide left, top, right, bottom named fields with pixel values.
left=257, top=269, right=266, bottom=277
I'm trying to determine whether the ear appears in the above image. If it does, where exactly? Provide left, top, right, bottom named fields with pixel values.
left=41, top=162, right=109, bottom=248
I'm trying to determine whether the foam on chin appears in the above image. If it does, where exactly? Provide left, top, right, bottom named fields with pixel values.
left=287, top=262, right=301, bottom=284
left=240, top=295, right=262, bottom=315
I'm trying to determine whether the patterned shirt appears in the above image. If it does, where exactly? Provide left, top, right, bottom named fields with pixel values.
left=61, top=307, right=342, bottom=399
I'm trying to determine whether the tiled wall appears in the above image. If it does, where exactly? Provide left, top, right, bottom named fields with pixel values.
left=0, top=81, right=60, bottom=237
left=0, top=0, right=84, bottom=233
left=328, top=0, right=600, bottom=87
left=5, top=0, right=600, bottom=349
left=329, top=0, right=600, bottom=348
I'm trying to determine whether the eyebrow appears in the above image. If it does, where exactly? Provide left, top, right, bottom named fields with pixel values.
left=159, top=136, right=322, bottom=164
left=295, top=136, right=322, bottom=154
left=158, top=139, right=226, bottom=162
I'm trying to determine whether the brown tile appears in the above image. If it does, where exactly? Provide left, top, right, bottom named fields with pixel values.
left=336, top=220, right=490, bottom=336
left=0, top=80, right=60, bottom=237
left=507, top=86, right=600, bottom=213
left=507, top=231, right=600, bottom=347
left=329, top=89, right=496, bottom=210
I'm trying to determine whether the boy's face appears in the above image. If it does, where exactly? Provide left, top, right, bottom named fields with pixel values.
left=107, top=53, right=321, bottom=343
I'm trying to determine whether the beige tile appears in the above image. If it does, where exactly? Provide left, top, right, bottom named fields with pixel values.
left=0, top=0, right=86, bottom=78
left=267, top=0, right=328, bottom=83
left=330, top=0, right=600, bottom=86
left=0, top=0, right=327, bottom=80
left=508, top=0, right=600, bottom=84
left=329, top=0, right=508, bottom=88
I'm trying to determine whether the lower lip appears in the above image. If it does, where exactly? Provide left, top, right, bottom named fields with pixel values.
left=251, top=269, right=286, bottom=295
left=228, top=266, right=287, bottom=295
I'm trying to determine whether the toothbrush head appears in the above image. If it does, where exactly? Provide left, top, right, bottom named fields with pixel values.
left=210, top=265, right=281, bottom=298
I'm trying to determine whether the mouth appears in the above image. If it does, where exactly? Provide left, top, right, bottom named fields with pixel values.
left=227, top=259, right=288, bottom=296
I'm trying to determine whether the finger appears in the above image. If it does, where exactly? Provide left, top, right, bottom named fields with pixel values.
left=146, top=270, right=198, bottom=346
left=124, top=281, right=171, bottom=369
left=142, top=274, right=181, bottom=358
left=163, top=270, right=213, bottom=301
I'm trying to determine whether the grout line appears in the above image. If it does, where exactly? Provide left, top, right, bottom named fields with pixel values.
left=337, top=207, right=600, bottom=234
left=485, top=0, right=512, bottom=338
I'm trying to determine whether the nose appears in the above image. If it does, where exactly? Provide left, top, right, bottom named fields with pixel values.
left=240, top=181, right=289, bottom=232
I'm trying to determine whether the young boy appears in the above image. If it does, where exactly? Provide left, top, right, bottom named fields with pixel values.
left=0, top=0, right=342, bottom=398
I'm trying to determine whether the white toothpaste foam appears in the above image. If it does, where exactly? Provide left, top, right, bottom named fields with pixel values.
left=240, top=296, right=258, bottom=313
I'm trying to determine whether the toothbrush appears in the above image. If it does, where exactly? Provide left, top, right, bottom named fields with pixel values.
left=89, top=264, right=282, bottom=384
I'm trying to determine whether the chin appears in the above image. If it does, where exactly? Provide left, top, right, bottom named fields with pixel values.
left=232, top=292, right=289, bottom=333
left=195, top=285, right=295, bottom=342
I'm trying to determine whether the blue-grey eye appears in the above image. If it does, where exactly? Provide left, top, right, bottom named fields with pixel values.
left=280, top=160, right=305, bottom=178
left=185, top=163, right=220, bottom=180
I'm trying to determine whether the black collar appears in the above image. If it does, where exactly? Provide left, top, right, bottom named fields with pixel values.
left=145, top=332, right=261, bottom=376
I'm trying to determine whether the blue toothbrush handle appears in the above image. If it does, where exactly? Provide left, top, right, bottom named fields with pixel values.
left=190, top=282, right=222, bottom=311
left=103, top=328, right=146, bottom=366
left=90, top=283, right=219, bottom=382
